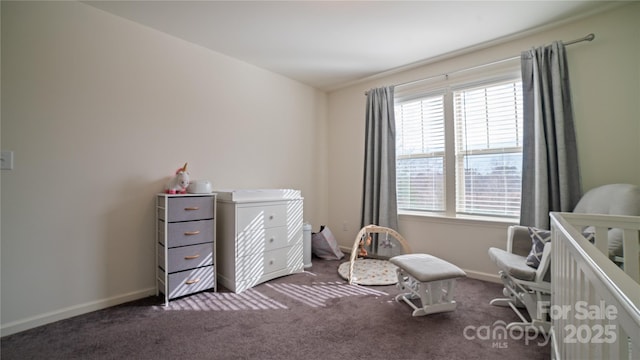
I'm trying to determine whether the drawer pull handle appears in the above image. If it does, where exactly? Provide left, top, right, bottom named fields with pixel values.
left=269, top=260, right=274, bottom=265
left=185, top=279, right=200, bottom=285
left=184, top=207, right=200, bottom=211
left=184, top=231, right=201, bottom=236
left=269, top=237, right=275, bottom=243
left=269, top=214, right=275, bottom=220
left=184, top=254, right=201, bottom=260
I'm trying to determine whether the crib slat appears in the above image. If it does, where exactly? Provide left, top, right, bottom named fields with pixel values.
left=622, top=229, right=639, bottom=283
left=594, top=227, right=609, bottom=256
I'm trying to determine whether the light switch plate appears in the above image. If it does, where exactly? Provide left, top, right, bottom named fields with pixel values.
left=1, top=150, right=14, bottom=170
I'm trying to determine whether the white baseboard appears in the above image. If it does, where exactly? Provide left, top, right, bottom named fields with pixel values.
left=0, top=287, right=156, bottom=337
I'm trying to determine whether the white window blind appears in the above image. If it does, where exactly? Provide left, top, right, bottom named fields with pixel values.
left=454, top=80, right=523, bottom=217
left=395, top=95, right=445, bottom=211
left=394, top=75, right=523, bottom=219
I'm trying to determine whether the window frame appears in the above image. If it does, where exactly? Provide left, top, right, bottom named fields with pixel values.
left=394, top=64, right=523, bottom=223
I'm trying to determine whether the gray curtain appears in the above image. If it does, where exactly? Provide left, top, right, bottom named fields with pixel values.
left=361, top=86, right=398, bottom=231
left=520, top=41, right=582, bottom=229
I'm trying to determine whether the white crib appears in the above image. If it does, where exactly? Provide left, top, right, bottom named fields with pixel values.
left=550, top=212, right=640, bottom=360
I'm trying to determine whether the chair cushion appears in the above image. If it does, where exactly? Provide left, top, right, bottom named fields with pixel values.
left=389, top=254, right=466, bottom=282
left=488, top=247, right=537, bottom=281
left=525, top=227, right=596, bottom=269
left=526, top=227, right=551, bottom=268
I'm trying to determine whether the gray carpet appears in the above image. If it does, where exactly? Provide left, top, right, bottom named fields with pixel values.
left=1, top=259, right=550, bottom=359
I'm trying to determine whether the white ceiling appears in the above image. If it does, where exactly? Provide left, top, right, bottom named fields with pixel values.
left=85, top=1, right=615, bottom=91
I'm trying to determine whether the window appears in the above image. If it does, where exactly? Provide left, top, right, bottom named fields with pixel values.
left=395, top=76, right=523, bottom=219
left=396, top=94, right=446, bottom=212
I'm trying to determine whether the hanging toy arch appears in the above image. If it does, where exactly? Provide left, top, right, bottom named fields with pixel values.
left=338, top=225, right=413, bottom=285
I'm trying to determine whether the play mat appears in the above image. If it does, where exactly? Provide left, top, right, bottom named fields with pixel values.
left=337, top=259, right=398, bottom=286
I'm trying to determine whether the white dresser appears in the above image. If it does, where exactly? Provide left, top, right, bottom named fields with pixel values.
left=215, top=190, right=304, bottom=293
left=156, top=193, right=216, bottom=304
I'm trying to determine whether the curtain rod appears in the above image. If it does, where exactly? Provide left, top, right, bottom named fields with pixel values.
left=365, top=33, right=595, bottom=95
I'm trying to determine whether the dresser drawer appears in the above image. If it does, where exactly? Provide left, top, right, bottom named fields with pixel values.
left=265, top=244, right=303, bottom=276
left=264, top=226, right=290, bottom=252
left=159, top=243, right=214, bottom=273
left=238, top=245, right=296, bottom=280
left=159, top=196, right=214, bottom=222
left=237, top=226, right=290, bottom=257
left=237, top=204, right=287, bottom=231
left=159, top=266, right=215, bottom=299
left=159, top=219, right=214, bottom=248
left=262, top=247, right=290, bottom=274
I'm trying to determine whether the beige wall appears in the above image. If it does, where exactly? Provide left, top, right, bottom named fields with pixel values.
left=0, top=1, right=328, bottom=335
left=326, top=3, right=640, bottom=280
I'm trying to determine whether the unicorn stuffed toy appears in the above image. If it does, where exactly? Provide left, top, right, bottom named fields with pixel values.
left=165, top=162, right=190, bottom=194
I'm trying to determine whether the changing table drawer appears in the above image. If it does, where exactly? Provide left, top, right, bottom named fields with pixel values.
left=237, top=204, right=287, bottom=230
left=237, top=226, right=289, bottom=257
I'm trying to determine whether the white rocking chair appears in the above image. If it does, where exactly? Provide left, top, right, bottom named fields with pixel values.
left=488, top=183, right=640, bottom=334
left=488, top=225, right=552, bottom=334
